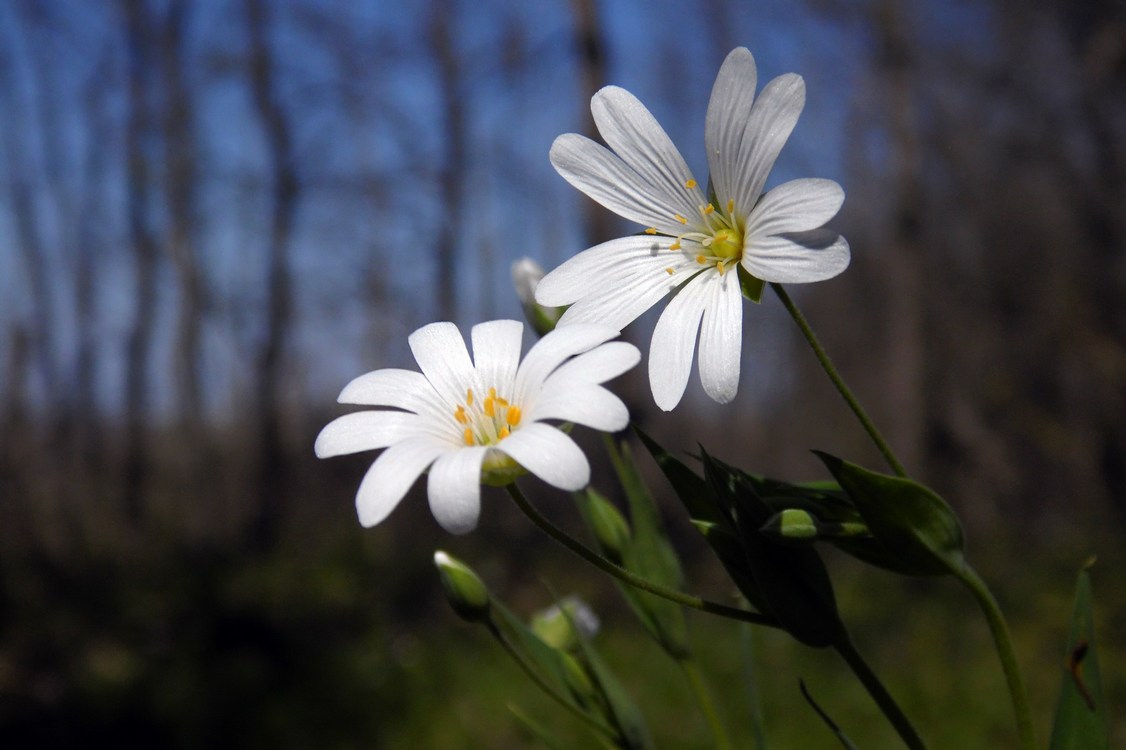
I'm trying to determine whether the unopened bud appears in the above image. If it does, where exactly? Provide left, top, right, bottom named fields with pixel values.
left=512, top=258, right=564, bottom=336
left=434, top=551, right=491, bottom=622
left=582, top=489, right=631, bottom=563
left=531, top=595, right=600, bottom=651
left=761, top=508, right=869, bottom=542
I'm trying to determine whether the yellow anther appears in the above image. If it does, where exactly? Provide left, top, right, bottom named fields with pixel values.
left=726, top=199, right=735, bottom=214
left=454, top=406, right=468, bottom=425
left=704, top=203, right=715, bottom=215
left=498, top=426, right=510, bottom=439
left=496, top=397, right=508, bottom=407
left=463, top=427, right=475, bottom=446
left=484, top=397, right=496, bottom=418
left=665, top=267, right=675, bottom=275
left=488, top=387, right=497, bottom=399
left=505, top=406, right=522, bottom=426
left=716, top=261, right=726, bottom=275
left=684, top=179, right=697, bottom=189
left=465, top=388, right=474, bottom=406
left=644, top=227, right=657, bottom=235
left=674, top=214, right=688, bottom=225
left=670, top=241, right=681, bottom=250
left=696, top=254, right=706, bottom=264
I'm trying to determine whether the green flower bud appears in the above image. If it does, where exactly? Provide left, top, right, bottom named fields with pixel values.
left=531, top=595, right=600, bottom=652
left=582, top=490, right=631, bottom=563
left=761, top=508, right=870, bottom=542
left=433, top=551, right=491, bottom=623
left=512, top=258, right=565, bottom=336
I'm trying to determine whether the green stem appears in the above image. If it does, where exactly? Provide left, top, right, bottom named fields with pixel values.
left=771, top=282, right=908, bottom=478
left=679, top=657, right=733, bottom=750
left=834, top=635, right=928, bottom=750
left=486, top=619, right=618, bottom=740
left=506, top=483, right=779, bottom=628
left=953, top=564, right=1037, bottom=750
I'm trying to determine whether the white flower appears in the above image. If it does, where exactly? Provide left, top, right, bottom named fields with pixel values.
left=315, top=320, right=639, bottom=534
left=536, top=47, right=850, bottom=411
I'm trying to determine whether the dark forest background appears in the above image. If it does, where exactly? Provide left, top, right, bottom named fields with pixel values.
left=1, top=0, right=1123, bottom=747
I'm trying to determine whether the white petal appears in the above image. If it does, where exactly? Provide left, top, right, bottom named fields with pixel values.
left=315, top=411, right=426, bottom=458
left=706, top=47, right=758, bottom=213
left=697, top=271, right=743, bottom=404
left=427, top=446, right=488, bottom=534
left=746, top=179, right=844, bottom=238
left=648, top=274, right=714, bottom=411
left=550, top=134, right=701, bottom=236
left=729, top=73, right=805, bottom=212
left=535, top=236, right=694, bottom=329
left=408, top=322, right=475, bottom=407
left=471, top=319, right=524, bottom=394
left=337, top=368, right=446, bottom=420
left=355, top=436, right=448, bottom=528
left=514, top=324, right=619, bottom=403
left=544, top=341, right=641, bottom=387
left=591, top=86, right=704, bottom=220
left=742, top=228, right=851, bottom=283
left=526, top=384, right=630, bottom=432
left=497, top=423, right=590, bottom=490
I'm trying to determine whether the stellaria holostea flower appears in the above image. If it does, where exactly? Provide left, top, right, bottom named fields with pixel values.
left=315, top=320, right=639, bottom=533
left=536, top=47, right=850, bottom=411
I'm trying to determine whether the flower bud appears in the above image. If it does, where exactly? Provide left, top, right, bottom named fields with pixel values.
left=581, top=490, right=631, bottom=563
left=511, top=258, right=564, bottom=336
left=531, top=595, right=600, bottom=652
left=433, top=551, right=491, bottom=622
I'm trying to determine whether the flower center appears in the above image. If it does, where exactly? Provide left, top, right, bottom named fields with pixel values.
left=709, top=228, right=741, bottom=260
left=454, top=387, right=522, bottom=446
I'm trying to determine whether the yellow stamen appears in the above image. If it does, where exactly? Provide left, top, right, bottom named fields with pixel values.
left=505, top=406, right=522, bottom=426
left=703, top=203, right=715, bottom=215
left=484, top=397, right=495, bottom=418
left=684, top=179, right=697, bottom=189
left=488, top=387, right=497, bottom=399
left=716, top=261, right=726, bottom=275
left=670, top=241, right=681, bottom=250
left=726, top=199, right=735, bottom=214
left=674, top=214, right=688, bottom=225
left=696, top=254, right=706, bottom=264
left=463, top=427, right=474, bottom=446
left=496, top=397, right=508, bottom=407
left=465, top=388, right=474, bottom=406
left=644, top=227, right=657, bottom=235
left=454, top=406, right=468, bottom=425
left=665, top=267, right=675, bottom=275
left=499, top=426, right=510, bottom=439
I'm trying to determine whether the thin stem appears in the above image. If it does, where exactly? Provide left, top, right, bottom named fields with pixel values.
left=680, top=657, right=733, bottom=750
left=954, top=564, right=1037, bottom=750
left=834, top=636, right=928, bottom=750
left=771, top=282, right=908, bottom=478
left=486, top=619, right=618, bottom=740
left=506, top=483, right=779, bottom=628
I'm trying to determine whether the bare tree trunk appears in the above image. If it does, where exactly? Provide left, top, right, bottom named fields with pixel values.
left=161, top=0, right=206, bottom=446
left=245, top=0, right=298, bottom=549
left=568, top=0, right=613, bottom=248
left=429, top=0, right=465, bottom=323
left=121, top=0, right=159, bottom=523
left=870, top=0, right=925, bottom=473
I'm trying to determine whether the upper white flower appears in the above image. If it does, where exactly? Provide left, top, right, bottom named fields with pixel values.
left=536, top=47, right=850, bottom=411
left=315, top=320, right=639, bottom=534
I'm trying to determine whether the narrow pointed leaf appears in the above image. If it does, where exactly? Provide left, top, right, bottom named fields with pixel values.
left=1050, top=563, right=1108, bottom=750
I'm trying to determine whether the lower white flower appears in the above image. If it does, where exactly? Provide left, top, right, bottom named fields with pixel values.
left=315, top=319, right=639, bottom=534
left=536, top=47, right=850, bottom=411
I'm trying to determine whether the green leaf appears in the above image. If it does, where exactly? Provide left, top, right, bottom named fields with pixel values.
left=508, top=703, right=576, bottom=750
left=815, top=451, right=965, bottom=577
left=634, top=426, right=725, bottom=525
left=1050, top=561, right=1108, bottom=750
left=703, top=451, right=845, bottom=648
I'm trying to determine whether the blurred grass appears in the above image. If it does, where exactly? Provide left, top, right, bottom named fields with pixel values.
left=1, top=482, right=1122, bottom=749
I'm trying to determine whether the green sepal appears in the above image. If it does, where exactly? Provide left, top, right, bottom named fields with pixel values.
left=576, top=489, right=631, bottom=565
left=702, top=450, right=845, bottom=648
left=737, top=264, right=765, bottom=303
left=1050, top=560, right=1108, bottom=750
left=814, top=451, right=966, bottom=576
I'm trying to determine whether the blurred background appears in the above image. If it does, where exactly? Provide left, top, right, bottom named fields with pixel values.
left=0, top=0, right=1123, bottom=747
